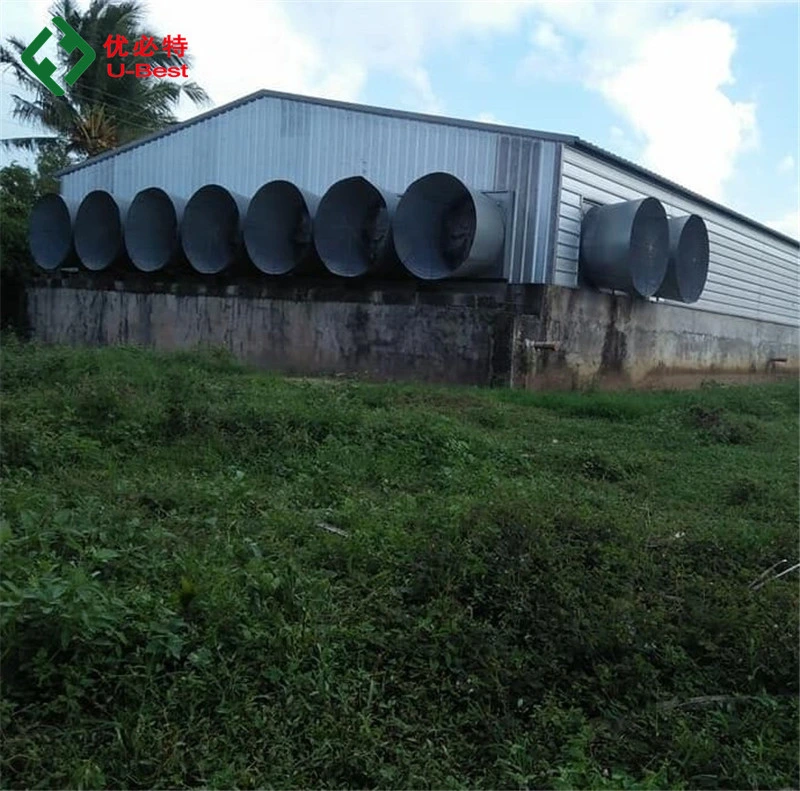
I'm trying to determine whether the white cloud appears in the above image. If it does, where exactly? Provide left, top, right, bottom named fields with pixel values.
left=148, top=0, right=366, bottom=108
left=455, top=0, right=537, bottom=33
left=531, top=21, right=565, bottom=53
left=606, top=124, right=640, bottom=161
left=778, top=154, right=795, bottom=173
left=598, top=17, right=757, bottom=200
left=403, top=66, right=442, bottom=115
left=517, top=17, right=574, bottom=80
left=141, top=0, right=545, bottom=119
left=518, top=2, right=759, bottom=201
left=766, top=209, right=800, bottom=239
left=0, top=0, right=780, bottom=214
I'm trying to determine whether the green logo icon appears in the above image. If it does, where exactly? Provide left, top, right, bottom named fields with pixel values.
left=21, top=16, right=96, bottom=96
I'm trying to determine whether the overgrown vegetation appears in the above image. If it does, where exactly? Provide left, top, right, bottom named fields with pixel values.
left=0, top=147, right=72, bottom=330
left=1, top=339, right=797, bottom=789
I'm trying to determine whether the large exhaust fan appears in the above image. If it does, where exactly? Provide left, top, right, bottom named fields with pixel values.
left=654, top=214, right=709, bottom=304
left=394, top=172, right=505, bottom=280
left=580, top=197, right=669, bottom=298
left=74, top=190, right=130, bottom=271
left=243, top=180, right=322, bottom=275
left=314, top=176, right=402, bottom=277
left=124, top=188, right=186, bottom=273
left=181, top=184, right=249, bottom=275
left=29, top=193, right=77, bottom=271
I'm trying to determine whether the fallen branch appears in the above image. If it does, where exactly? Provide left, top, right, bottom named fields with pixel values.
left=749, top=559, right=799, bottom=591
left=316, top=521, right=349, bottom=538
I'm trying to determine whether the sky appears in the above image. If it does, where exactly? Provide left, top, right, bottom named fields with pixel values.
left=1, top=0, right=798, bottom=238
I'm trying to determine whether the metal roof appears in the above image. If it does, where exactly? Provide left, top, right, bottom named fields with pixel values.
left=55, top=87, right=799, bottom=249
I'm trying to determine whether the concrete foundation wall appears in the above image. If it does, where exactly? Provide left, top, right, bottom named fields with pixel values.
left=519, top=287, right=799, bottom=389
left=26, top=276, right=532, bottom=387
left=24, top=276, right=798, bottom=390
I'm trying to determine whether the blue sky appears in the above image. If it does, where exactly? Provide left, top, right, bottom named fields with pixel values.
left=2, top=0, right=798, bottom=237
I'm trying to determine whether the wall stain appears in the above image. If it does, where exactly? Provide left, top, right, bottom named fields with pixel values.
left=600, top=299, right=628, bottom=374
left=345, top=305, right=372, bottom=363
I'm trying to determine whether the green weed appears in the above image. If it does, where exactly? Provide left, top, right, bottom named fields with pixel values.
left=1, top=338, right=797, bottom=789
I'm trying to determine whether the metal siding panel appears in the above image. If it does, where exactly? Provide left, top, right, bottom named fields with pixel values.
left=554, top=268, right=577, bottom=287
left=710, top=247, right=797, bottom=292
left=487, top=135, right=561, bottom=283
left=703, top=279, right=794, bottom=312
left=462, top=131, right=472, bottom=179
left=530, top=142, right=549, bottom=284
left=483, top=135, right=493, bottom=184
left=559, top=215, right=581, bottom=235
left=404, top=120, right=415, bottom=183
left=707, top=231, right=797, bottom=271
left=494, top=137, right=509, bottom=190
left=312, top=105, right=327, bottom=188
left=506, top=138, right=523, bottom=282
left=554, top=147, right=579, bottom=288
left=507, top=138, right=521, bottom=186
left=59, top=92, right=574, bottom=283
left=556, top=146, right=799, bottom=326
left=535, top=141, right=561, bottom=284
left=719, top=259, right=797, bottom=293
left=520, top=141, right=538, bottom=283
left=340, top=107, right=354, bottom=179
left=511, top=139, right=532, bottom=284
left=449, top=129, right=461, bottom=176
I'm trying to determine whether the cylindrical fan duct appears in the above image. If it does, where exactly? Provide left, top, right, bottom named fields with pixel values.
left=654, top=214, right=709, bottom=304
left=181, top=185, right=250, bottom=275
left=124, top=187, right=186, bottom=273
left=243, top=180, right=322, bottom=275
left=314, top=176, right=402, bottom=277
left=28, top=193, right=78, bottom=271
left=74, top=190, right=130, bottom=271
left=579, top=197, right=669, bottom=298
left=394, top=172, right=505, bottom=280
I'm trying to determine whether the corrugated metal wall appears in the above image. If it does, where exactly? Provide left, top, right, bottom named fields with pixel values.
left=556, top=146, right=799, bottom=327
left=60, top=94, right=561, bottom=284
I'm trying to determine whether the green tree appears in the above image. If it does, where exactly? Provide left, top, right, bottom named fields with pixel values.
left=35, top=141, right=73, bottom=193
left=0, top=163, right=39, bottom=330
left=0, top=146, right=71, bottom=278
left=0, top=164, right=38, bottom=274
left=0, top=0, right=209, bottom=158
left=0, top=147, right=73, bottom=329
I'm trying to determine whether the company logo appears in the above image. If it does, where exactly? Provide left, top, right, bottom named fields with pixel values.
left=104, top=34, right=189, bottom=79
left=20, top=18, right=189, bottom=95
left=21, top=16, right=96, bottom=96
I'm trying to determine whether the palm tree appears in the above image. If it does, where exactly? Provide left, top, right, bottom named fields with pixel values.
left=0, top=0, right=210, bottom=159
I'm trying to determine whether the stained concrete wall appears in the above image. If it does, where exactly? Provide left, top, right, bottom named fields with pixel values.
left=26, top=275, right=536, bottom=387
left=24, top=275, right=798, bottom=390
left=516, top=286, right=799, bottom=389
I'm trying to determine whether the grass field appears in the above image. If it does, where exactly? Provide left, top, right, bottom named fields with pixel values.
left=1, top=337, right=798, bottom=790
